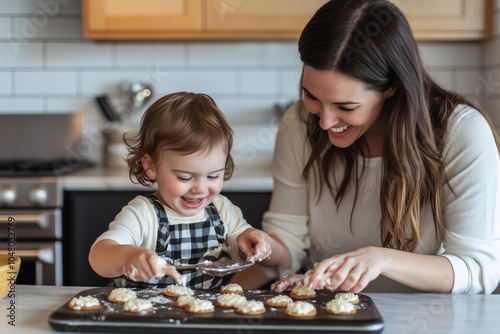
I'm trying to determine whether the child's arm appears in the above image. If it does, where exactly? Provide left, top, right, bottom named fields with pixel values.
left=89, top=239, right=181, bottom=282
left=89, top=239, right=162, bottom=280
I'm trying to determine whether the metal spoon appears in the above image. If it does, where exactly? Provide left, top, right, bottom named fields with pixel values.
left=172, top=259, right=254, bottom=277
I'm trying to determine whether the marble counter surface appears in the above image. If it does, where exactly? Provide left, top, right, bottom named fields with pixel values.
left=1, top=285, right=499, bottom=333
left=63, top=157, right=273, bottom=192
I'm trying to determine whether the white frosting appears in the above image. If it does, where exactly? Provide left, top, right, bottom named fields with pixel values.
left=123, top=298, right=153, bottom=313
left=286, top=301, right=315, bottom=315
left=267, top=295, right=292, bottom=305
left=156, top=256, right=187, bottom=286
left=217, top=294, right=246, bottom=307
left=176, top=295, right=194, bottom=307
left=303, top=270, right=332, bottom=288
left=235, top=300, right=265, bottom=313
left=221, top=283, right=243, bottom=293
left=326, top=299, right=356, bottom=313
left=108, top=288, right=136, bottom=302
left=335, top=292, right=359, bottom=303
left=164, top=284, right=194, bottom=296
left=68, top=296, right=100, bottom=310
left=186, top=299, right=214, bottom=312
left=291, top=285, right=316, bottom=297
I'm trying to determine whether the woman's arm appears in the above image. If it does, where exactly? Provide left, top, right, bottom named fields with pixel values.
left=307, top=246, right=453, bottom=293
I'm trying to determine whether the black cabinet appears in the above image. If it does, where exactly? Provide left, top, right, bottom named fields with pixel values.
left=63, top=190, right=271, bottom=286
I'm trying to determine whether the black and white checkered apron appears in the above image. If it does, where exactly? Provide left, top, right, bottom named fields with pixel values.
left=113, top=194, right=229, bottom=289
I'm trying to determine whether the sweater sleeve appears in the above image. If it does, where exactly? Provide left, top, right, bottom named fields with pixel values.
left=261, top=103, right=311, bottom=278
left=440, top=105, right=500, bottom=294
left=92, top=196, right=158, bottom=251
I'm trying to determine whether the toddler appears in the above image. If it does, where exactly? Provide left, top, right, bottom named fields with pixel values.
left=89, top=92, right=271, bottom=289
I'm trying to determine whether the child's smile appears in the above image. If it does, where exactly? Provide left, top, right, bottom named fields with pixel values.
left=143, top=147, right=227, bottom=216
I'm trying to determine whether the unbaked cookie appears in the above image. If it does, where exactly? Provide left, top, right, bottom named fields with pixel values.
left=285, top=301, right=317, bottom=317
left=185, top=299, right=215, bottom=314
left=290, top=285, right=316, bottom=299
left=325, top=298, right=357, bottom=315
left=334, top=292, right=359, bottom=304
left=234, top=300, right=266, bottom=315
left=67, top=296, right=101, bottom=311
left=123, top=298, right=154, bottom=313
left=163, top=284, right=194, bottom=297
left=220, top=283, right=244, bottom=294
left=265, top=295, right=293, bottom=308
left=216, top=293, right=246, bottom=308
left=108, top=288, right=137, bottom=303
left=173, top=295, right=195, bottom=308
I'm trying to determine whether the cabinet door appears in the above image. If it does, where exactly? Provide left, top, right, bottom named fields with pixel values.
left=83, top=0, right=203, bottom=39
left=392, top=0, right=493, bottom=40
left=205, top=0, right=328, bottom=39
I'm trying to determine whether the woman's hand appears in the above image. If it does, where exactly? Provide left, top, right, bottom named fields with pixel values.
left=306, top=246, right=386, bottom=293
left=236, top=228, right=272, bottom=262
left=270, top=274, right=304, bottom=293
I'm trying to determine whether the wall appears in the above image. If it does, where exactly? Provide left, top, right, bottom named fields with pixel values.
left=0, top=0, right=496, bottom=165
left=484, top=0, right=500, bottom=129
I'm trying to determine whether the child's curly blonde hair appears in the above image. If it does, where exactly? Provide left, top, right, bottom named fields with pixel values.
left=125, top=92, right=235, bottom=187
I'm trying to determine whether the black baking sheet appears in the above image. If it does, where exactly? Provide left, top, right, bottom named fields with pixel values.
left=48, top=287, right=384, bottom=333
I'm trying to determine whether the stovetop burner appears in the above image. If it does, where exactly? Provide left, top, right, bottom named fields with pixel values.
left=0, top=159, right=94, bottom=177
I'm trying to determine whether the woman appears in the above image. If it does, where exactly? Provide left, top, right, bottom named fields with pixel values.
left=233, top=0, right=500, bottom=293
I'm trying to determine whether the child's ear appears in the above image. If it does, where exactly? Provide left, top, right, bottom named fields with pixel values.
left=141, top=154, right=157, bottom=180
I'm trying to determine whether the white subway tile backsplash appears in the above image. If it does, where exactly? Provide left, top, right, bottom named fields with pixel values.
left=0, top=72, right=11, bottom=94
left=484, top=38, right=500, bottom=66
left=154, top=70, right=238, bottom=95
left=0, top=0, right=50, bottom=14
left=262, top=41, right=300, bottom=67
left=456, top=70, right=484, bottom=96
left=216, top=97, right=282, bottom=122
left=240, top=70, right=278, bottom=95
left=115, top=43, right=185, bottom=67
left=0, top=97, right=44, bottom=113
left=15, top=71, right=78, bottom=95
left=13, top=17, right=82, bottom=39
left=46, top=97, right=97, bottom=113
left=188, top=42, right=262, bottom=67
left=0, top=18, right=10, bottom=39
left=419, top=42, right=482, bottom=67
left=0, top=42, right=43, bottom=68
left=81, top=70, right=156, bottom=96
left=47, top=42, right=113, bottom=67
left=279, top=69, right=301, bottom=97
left=428, top=70, right=455, bottom=91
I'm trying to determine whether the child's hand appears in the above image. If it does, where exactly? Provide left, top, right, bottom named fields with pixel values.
left=236, top=228, right=272, bottom=262
left=270, top=274, right=304, bottom=293
left=123, top=249, right=163, bottom=281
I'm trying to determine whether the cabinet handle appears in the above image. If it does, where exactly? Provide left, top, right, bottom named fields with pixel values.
left=0, top=248, right=54, bottom=264
left=0, top=213, right=49, bottom=228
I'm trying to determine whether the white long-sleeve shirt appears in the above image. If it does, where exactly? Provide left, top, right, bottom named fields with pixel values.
left=263, top=102, right=500, bottom=293
left=93, top=194, right=252, bottom=262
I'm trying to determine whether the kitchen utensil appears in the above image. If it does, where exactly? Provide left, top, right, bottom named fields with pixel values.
left=95, top=96, right=120, bottom=122
left=172, top=258, right=254, bottom=277
left=119, top=82, right=153, bottom=119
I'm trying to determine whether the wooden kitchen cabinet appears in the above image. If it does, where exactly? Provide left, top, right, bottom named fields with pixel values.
left=392, top=0, right=494, bottom=40
left=82, top=0, right=327, bottom=40
left=83, top=0, right=493, bottom=41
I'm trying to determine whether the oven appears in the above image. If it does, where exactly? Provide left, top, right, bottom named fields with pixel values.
left=0, top=113, right=92, bottom=286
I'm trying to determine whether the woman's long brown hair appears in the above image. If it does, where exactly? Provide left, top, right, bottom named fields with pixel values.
left=299, top=0, right=500, bottom=252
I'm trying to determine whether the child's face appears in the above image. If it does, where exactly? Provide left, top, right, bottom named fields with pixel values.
left=144, top=146, right=226, bottom=216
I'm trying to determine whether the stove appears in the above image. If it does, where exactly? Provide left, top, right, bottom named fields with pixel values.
left=0, top=113, right=93, bottom=285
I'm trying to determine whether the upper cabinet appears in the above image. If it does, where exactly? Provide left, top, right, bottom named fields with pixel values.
left=392, top=0, right=494, bottom=40
left=82, top=0, right=327, bottom=40
left=82, top=0, right=493, bottom=41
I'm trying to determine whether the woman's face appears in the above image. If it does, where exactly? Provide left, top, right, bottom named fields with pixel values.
left=301, top=65, right=393, bottom=156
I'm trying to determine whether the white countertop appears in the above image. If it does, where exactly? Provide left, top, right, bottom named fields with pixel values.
left=2, top=285, right=500, bottom=333
left=63, top=157, right=273, bottom=192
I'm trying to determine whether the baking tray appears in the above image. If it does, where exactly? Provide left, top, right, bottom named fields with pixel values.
left=48, top=287, right=384, bottom=333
